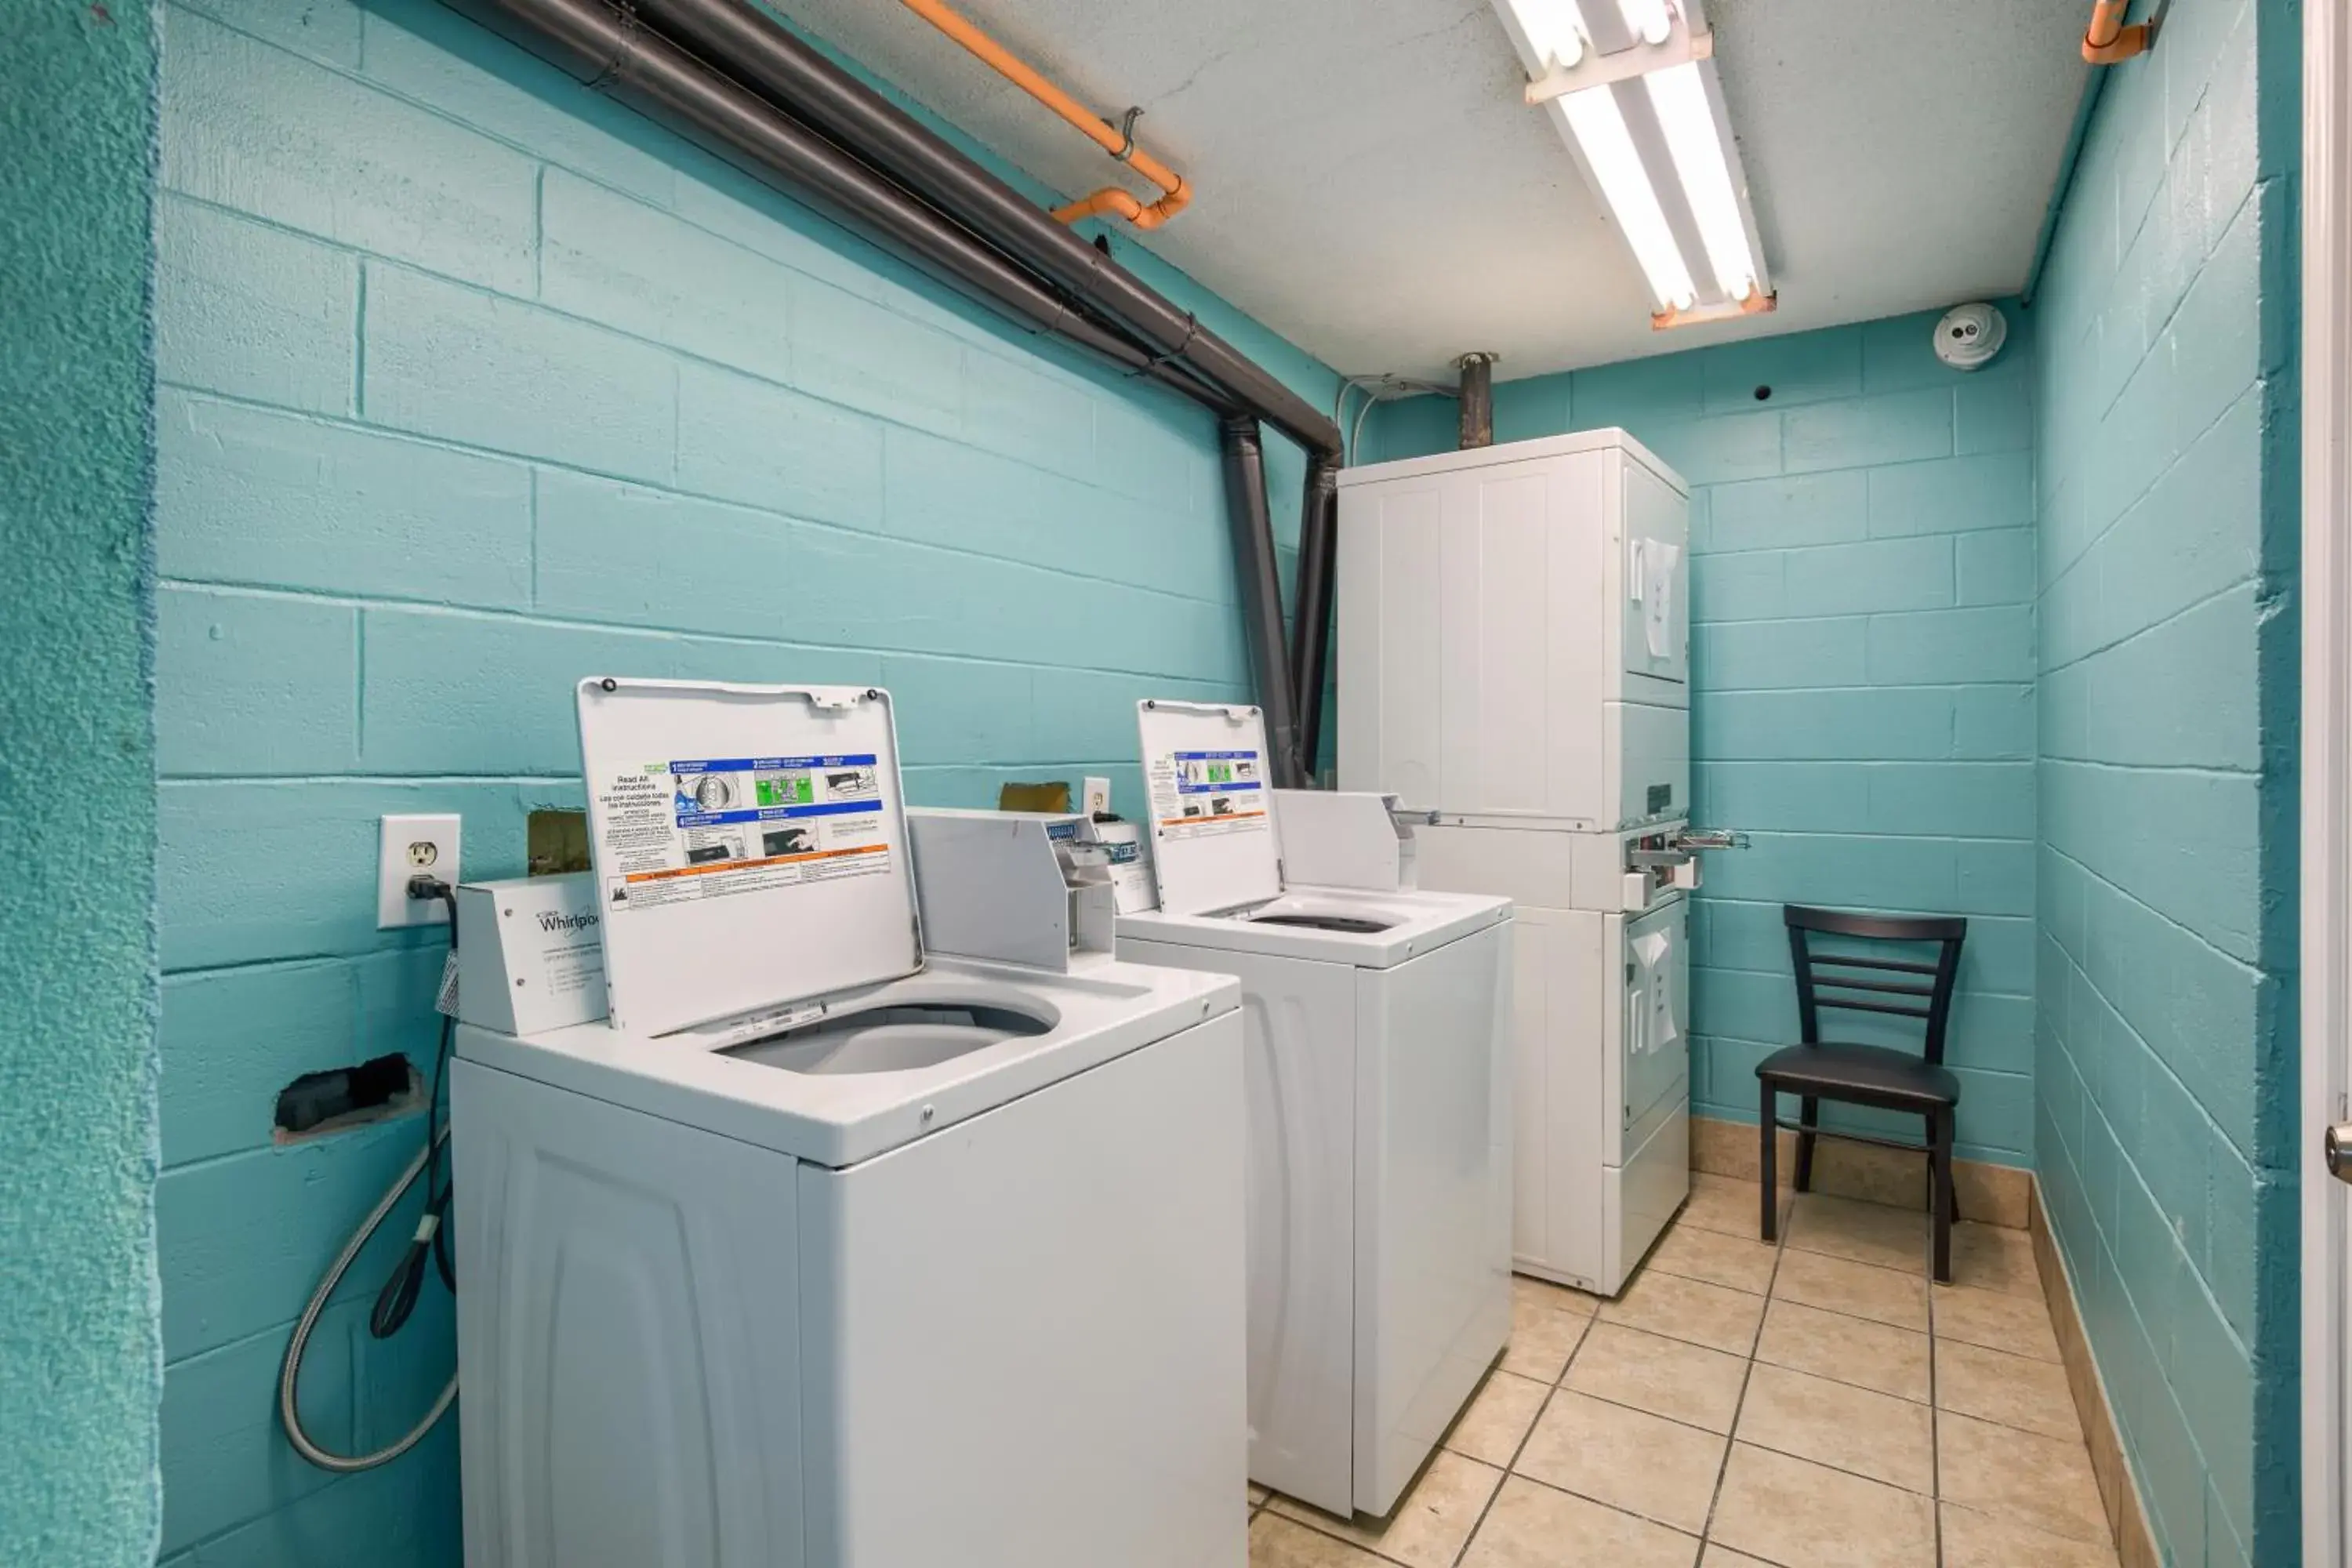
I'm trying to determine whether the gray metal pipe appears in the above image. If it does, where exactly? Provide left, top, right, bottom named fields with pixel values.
left=452, top=0, right=1216, bottom=400
left=1220, top=418, right=1302, bottom=789
left=623, top=0, right=1342, bottom=463
left=1290, top=456, right=1339, bottom=779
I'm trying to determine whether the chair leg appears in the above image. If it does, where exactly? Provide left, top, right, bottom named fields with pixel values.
left=1759, top=1082, right=1779, bottom=1243
left=1930, top=1111, right=1955, bottom=1284
left=1795, top=1095, right=1819, bottom=1193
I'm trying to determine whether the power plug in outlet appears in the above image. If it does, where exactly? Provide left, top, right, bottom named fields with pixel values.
left=378, top=814, right=462, bottom=928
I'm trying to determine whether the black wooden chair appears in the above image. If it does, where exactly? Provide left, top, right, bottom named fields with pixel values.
left=1756, top=904, right=1969, bottom=1281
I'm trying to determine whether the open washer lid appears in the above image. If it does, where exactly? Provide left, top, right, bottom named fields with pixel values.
left=576, top=677, right=923, bottom=1037
left=1135, top=699, right=1283, bottom=917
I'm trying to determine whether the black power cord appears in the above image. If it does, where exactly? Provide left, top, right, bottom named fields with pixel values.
left=372, top=877, right=460, bottom=1340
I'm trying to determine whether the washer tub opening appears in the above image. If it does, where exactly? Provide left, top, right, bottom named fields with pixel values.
left=726, top=998, right=1055, bottom=1076
left=1249, top=913, right=1395, bottom=935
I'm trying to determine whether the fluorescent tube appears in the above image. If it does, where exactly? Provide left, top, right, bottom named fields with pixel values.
left=1510, top=0, right=1587, bottom=68
left=1644, top=60, right=1757, bottom=299
left=1614, top=0, right=1673, bottom=45
left=1559, top=85, right=1695, bottom=310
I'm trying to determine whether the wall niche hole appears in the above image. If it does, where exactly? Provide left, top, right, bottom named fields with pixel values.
left=274, top=1053, right=425, bottom=1144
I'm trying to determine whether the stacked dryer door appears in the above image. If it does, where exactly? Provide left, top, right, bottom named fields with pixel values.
left=1414, top=824, right=1691, bottom=1294
left=1337, top=430, right=1699, bottom=1295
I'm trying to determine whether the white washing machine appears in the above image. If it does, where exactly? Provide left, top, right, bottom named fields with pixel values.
left=1113, top=699, right=1513, bottom=1520
left=452, top=678, right=1249, bottom=1568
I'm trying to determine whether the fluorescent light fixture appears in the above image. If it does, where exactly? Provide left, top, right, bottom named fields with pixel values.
left=1615, top=0, right=1671, bottom=45
left=1644, top=60, right=1755, bottom=299
left=1492, top=0, right=1770, bottom=325
left=1507, top=0, right=1587, bottom=69
left=1559, top=86, right=1696, bottom=311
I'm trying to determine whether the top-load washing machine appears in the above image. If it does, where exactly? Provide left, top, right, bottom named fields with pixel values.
left=1112, top=699, right=1514, bottom=1520
left=452, top=678, right=1249, bottom=1568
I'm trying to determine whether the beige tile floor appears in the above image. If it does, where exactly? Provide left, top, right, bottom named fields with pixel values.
left=1247, top=1174, right=2118, bottom=1568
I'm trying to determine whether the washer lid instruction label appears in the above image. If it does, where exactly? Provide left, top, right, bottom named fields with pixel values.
left=593, top=753, right=891, bottom=912
left=1147, top=747, right=1269, bottom=844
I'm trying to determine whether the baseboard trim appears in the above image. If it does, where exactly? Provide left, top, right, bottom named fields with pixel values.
left=2030, top=1177, right=2161, bottom=1568
left=1687, top=1115, right=2032, bottom=1229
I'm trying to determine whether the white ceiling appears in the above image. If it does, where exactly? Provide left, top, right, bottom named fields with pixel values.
left=771, top=0, right=2092, bottom=382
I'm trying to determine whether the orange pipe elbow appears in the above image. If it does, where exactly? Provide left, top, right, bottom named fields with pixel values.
left=895, top=0, right=1192, bottom=229
left=2082, top=0, right=2152, bottom=63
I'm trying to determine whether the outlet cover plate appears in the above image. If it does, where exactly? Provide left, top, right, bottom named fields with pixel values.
left=379, top=814, right=462, bottom=928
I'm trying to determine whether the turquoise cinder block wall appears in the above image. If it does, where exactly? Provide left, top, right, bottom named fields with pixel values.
left=1367, top=317, right=2039, bottom=1166
left=2031, top=0, right=2301, bottom=1563
left=1, top=5, right=164, bottom=1566
left=149, top=0, right=1338, bottom=1558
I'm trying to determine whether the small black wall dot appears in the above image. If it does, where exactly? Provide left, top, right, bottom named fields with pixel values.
left=1753, top=385, right=1773, bottom=401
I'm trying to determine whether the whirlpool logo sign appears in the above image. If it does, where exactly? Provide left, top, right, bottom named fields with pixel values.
left=536, top=911, right=600, bottom=935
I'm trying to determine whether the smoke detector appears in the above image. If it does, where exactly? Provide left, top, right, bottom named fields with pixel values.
left=1933, top=303, right=2007, bottom=372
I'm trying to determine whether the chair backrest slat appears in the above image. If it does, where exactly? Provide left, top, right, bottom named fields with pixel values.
left=1784, top=902, right=1967, bottom=1065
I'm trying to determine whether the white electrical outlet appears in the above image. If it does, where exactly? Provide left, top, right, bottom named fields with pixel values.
left=378, top=814, right=463, bottom=929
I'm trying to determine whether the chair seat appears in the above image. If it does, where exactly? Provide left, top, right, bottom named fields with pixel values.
left=1756, top=1042, right=1960, bottom=1111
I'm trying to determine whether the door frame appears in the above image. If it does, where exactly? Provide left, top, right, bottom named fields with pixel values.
left=2304, top=0, right=2352, bottom=1560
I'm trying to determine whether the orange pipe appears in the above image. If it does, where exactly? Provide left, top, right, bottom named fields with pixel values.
left=895, top=0, right=1192, bottom=229
left=2082, top=0, right=2152, bottom=64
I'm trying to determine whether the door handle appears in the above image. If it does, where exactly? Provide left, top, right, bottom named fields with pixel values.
left=2327, top=1122, right=2352, bottom=1182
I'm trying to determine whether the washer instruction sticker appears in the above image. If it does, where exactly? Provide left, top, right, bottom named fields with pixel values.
left=592, top=754, right=891, bottom=912
left=1146, top=747, right=1269, bottom=844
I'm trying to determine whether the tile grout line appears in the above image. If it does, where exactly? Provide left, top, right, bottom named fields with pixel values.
left=1696, top=1185, right=1786, bottom=1556
left=1929, top=1225, right=1944, bottom=1568
left=1440, top=1305, right=1597, bottom=1568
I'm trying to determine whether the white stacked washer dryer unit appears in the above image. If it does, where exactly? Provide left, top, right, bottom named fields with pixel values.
left=1112, top=699, right=1514, bottom=1520
left=1335, top=430, right=1738, bottom=1298
left=452, top=679, right=1249, bottom=1568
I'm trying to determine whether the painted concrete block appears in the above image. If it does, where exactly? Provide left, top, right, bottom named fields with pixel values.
left=1860, top=760, right=2034, bottom=839
left=883, top=426, right=1102, bottom=575
left=1954, top=528, right=2034, bottom=608
left=2077, top=585, right=2262, bottom=771
left=1782, top=388, right=1953, bottom=474
left=1951, top=686, right=2037, bottom=760
left=161, top=960, right=362, bottom=1168
left=1693, top=617, right=1867, bottom=693
left=156, top=586, right=358, bottom=778
left=361, top=264, right=678, bottom=484
left=962, top=347, right=1097, bottom=484
left=676, top=361, right=884, bottom=532
left=157, top=1122, right=425, bottom=1359
left=1955, top=368, right=2034, bottom=456
left=157, top=779, right=541, bottom=970
left=158, top=1302, right=354, bottom=1552
left=355, top=608, right=882, bottom=775
left=881, top=655, right=1036, bottom=768
left=1569, top=351, right=1704, bottom=427
left=1866, top=452, right=2034, bottom=538
left=160, top=1421, right=460, bottom=1567
left=154, top=195, right=357, bottom=416
left=161, top=9, right=535, bottom=295
left=1700, top=325, right=1863, bottom=414
left=791, top=274, right=963, bottom=437
left=1094, top=389, right=1218, bottom=509
left=535, top=472, right=793, bottom=639
left=1698, top=688, right=1958, bottom=764
left=155, top=391, right=532, bottom=609
left=1493, top=375, right=1571, bottom=445
left=2046, top=760, right=2263, bottom=963
left=2162, top=194, right=2263, bottom=453
left=540, top=170, right=793, bottom=383
left=1859, top=310, right=1967, bottom=395
left=1780, top=535, right=1957, bottom=619
left=1704, top=469, right=1867, bottom=552
left=1865, top=605, right=2034, bottom=685
left=172, top=0, right=364, bottom=66
left=1635, top=409, right=1784, bottom=485
left=361, top=0, right=677, bottom=209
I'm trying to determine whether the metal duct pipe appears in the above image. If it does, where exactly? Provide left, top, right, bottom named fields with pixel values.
left=1290, top=456, right=1339, bottom=780
left=452, top=0, right=1218, bottom=401
left=623, top=0, right=1343, bottom=463
left=1221, top=419, right=1303, bottom=788
left=1457, top=351, right=1497, bottom=449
